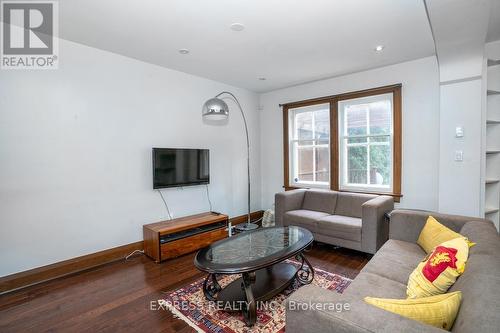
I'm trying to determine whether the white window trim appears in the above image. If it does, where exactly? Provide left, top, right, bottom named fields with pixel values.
left=288, top=104, right=330, bottom=189
left=338, top=93, right=394, bottom=194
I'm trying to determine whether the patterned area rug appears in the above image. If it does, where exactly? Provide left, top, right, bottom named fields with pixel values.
left=159, top=260, right=351, bottom=333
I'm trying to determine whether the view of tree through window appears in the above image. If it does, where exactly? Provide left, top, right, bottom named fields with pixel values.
left=340, top=94, right=392, bottom=190
left=284, top=85, right=400, bottom=197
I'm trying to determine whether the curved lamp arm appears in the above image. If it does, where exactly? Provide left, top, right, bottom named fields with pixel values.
left=215, top=91, right=251, bottom=224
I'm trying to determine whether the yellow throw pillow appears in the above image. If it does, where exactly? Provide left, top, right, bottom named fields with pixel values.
left=407, top=237, right=469, bottom=298
left=417, top=216, right=473, bottom=253
left=364, top=291, right=462, bottom=331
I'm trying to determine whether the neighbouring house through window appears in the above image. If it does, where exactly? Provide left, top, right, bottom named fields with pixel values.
left=289, top=103, right=330, bottom=188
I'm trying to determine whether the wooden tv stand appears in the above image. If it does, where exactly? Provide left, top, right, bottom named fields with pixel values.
left=143, top=212, right=228, bottom=263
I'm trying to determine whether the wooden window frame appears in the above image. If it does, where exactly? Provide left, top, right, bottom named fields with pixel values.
left=282, top=84, right=402, bottom=202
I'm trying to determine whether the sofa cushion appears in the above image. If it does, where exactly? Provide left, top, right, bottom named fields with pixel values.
left=459, top=220, right=500, bottom=256
left=316, top=215, right=361, bottom=242
left=449, top=221, right=500, bottom=332
left=335, top=192, right=377, bottom=218
left=407, top=237, right=470, bottom=299
left=364, top=291, right=462, bottom=331
left=301, top=189, right=338, bottom=214
left=450, top=270, right=500, bottom=333
left=344, top=271, right=408, bottom=299
left=450, top=221, right=500, bottom=294
left=283, top=210, right=330, bottom=234
left=362, top=239, right=425, bottom=285
left=417, top=216, right=471, bottom=254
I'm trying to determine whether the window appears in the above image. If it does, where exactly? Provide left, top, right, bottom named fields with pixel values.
left=339, top=93, right=393, bottom=193
left=282, top=84, right=401, bottom=201
left=289, top=103, right=330, bottom=188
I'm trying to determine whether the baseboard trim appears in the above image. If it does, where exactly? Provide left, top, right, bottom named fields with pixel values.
left=229, top=210, right=264, bottom=225
left=0, top=241, right=144, bottom=295
left=0, top=210, right=265, bottom=294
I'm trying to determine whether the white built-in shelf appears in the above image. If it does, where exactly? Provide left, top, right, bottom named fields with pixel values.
left=485, top=207, right=500, bottom=214
left=486, top=56, right=500, bottom=230
left=488, top=59, right=500, bottom=67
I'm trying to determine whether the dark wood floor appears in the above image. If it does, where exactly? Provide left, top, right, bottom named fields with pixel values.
left=0, top=243, right=369, bottom=333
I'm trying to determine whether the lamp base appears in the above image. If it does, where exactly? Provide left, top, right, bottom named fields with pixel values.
left=234, top=223, right=259, bottom=232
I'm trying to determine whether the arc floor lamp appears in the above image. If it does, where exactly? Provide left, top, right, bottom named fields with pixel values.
left=202, top=92, right=259, bottom=232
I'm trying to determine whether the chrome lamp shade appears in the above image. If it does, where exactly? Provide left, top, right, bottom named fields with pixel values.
left=202, top=98, right=229, bottom=120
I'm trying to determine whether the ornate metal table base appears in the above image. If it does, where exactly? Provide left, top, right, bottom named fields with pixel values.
left=295, top=252, right=315, bottom=284
left=201, top=254, right=314, bottom=327
left=202, top=273, right=221, bottom=301
left=241, top=271, right=257, bottom=326
left=195, top=226, right=314, bottom=327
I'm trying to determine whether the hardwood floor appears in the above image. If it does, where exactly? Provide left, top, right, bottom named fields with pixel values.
left=0, top=242, right=369, bottom=333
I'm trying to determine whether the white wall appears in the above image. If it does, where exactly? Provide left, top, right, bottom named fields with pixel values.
left=425, top=0, right=490, bottom=82
left=438, top=79, right=483, bottom=216
left=424, top=0, right=490, bottom=217
left=259, top=56, right=440, bottom=211
left=0, top=39, right=261, bottom=276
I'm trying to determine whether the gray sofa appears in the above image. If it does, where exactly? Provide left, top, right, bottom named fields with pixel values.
left=286, top=209, right=500, bottom=333
left=275, top=189, right=394, bottom=254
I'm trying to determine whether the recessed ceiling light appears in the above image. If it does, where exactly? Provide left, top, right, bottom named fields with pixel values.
left=258, top=77, right=266, bottom=81
left=230, top=23, right=245, bottom=31
left=178, top=49, right=190, bottom=55
left=375, top=45, right=385, bottom=52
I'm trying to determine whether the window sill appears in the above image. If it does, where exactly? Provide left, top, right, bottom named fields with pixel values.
left=339, top=189, right=402, bottom=202
left=283, top=185, right=402, bottom=203
left=289, top=183, right=330, bottom=190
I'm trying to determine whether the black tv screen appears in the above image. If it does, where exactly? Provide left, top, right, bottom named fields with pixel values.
left=153, top=148, right=209, bottom=189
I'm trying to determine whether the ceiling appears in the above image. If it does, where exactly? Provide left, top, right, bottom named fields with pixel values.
left=58, top=0, right=436, bottom=92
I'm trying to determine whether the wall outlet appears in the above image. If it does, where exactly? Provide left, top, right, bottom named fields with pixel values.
left=455, top=126, right=464, bottom=138
left=455, top=150, right=463, bottom=161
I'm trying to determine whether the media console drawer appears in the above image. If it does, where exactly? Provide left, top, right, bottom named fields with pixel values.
left=143, top=212, right=228, bottom=263
left=160, top=228, right=226, bottom=260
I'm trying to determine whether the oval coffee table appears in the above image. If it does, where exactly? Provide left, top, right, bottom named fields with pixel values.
left=194, top=226, right=314, bottom=326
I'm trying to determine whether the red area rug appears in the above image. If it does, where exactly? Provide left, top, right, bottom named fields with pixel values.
left=160, top=260, right=351, bottom=333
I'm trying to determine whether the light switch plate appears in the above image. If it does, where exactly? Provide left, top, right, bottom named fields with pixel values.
left=455, top=150, right=463, bottom=161
left=455, top=127, right=464, bottom=138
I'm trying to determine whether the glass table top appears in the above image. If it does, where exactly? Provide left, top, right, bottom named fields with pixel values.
left=194, top=226, right=313, bottom=273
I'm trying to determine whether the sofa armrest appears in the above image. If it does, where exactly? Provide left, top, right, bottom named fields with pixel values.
left=275, top=189, right=306, bottom=226
left=286, top=285, right=444, bottom=333
left=389, top=209, right=489, bottom=243
left=361, top=195, right=394, bottom=254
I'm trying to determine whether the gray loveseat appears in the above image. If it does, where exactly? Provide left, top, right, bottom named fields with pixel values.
left=275, top=189, right=394, bottom=254
left=286, top=209, right=500, bottom=333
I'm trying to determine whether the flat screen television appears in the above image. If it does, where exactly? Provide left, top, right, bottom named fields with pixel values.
left=153, top=148, right=209, bottom=189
